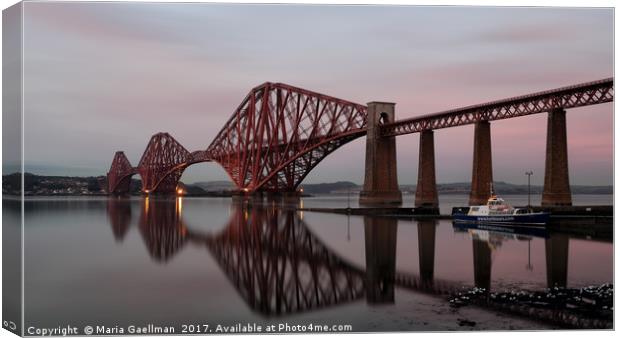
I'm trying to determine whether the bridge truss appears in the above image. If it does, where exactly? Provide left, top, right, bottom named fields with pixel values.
left=107, top=78, right=613, bottom=194
left=380, top=78, right=613, bottom=137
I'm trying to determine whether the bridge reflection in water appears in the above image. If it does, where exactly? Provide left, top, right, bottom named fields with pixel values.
left=105, top=198, right=571, bottom=316
left=456, top=222, right=570, bottom=290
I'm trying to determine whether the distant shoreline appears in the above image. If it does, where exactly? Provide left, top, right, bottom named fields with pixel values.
left=2, top=193, right=614, bottom=199
left=2, top=173, right=613, bottom=197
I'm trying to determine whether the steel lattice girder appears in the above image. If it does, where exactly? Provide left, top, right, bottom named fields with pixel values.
left=205, top=82, right=368, bottom=192
left=107, top=151, right=137, bottom=194
left=137, top=133, right=192, bottom=193
left=381, top=78, right=613, bottom=137
left=108, top=78, right=613, bottom=194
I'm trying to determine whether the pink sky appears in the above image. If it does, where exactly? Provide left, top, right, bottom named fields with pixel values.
left=15, top=3, right=613, bottom=185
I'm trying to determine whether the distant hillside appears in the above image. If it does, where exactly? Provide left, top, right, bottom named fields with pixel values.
left=429, top=181, right=613, bottom=195
left=194, top=181, right=235, bottom=191
left=3, top=173, right=612, bottom=196
left=299, top=181, right=358, bottom=194
left=297, top=181, right=613, bottom=195
left=3, top=172, right=110, bottom=196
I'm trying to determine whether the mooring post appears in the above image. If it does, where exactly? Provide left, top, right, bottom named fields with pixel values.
left=469, top=120, right=493, bottom=205
left=542, top=108, right=572, bottom=206
left=359, top=102, right=402, bottom=206
left=415, top=130, right=439, bottom=212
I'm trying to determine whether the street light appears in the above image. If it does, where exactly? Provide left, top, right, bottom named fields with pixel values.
left=525, top=171, right=533, bottom=209
left=347, top=188, right=351, bottom=210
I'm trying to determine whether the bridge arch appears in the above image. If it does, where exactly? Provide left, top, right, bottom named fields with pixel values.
left=107, top=151, right=138, bottom=195
left=205, top=82, right=368, bottom=193
left=249, top=129, right=366, bottom=191
left=137, top=133, right=193, bottom=194
left=107, top=82, right=369, bottom=195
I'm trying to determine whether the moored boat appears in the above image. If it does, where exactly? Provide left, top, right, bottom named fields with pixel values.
left=452, top=189, right=549, bottom=226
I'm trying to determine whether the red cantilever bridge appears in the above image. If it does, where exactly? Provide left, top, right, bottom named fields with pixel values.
left=107, top=78, right=613, bottom=206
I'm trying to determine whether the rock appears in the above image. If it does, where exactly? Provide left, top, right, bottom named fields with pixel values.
left=457, top=319, right=476, bottom=327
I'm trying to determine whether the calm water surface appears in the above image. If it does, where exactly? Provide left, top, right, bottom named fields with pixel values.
left=16, top=194, right=613, bottom=331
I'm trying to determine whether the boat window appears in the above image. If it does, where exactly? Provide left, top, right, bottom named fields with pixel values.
left=471, top=207, right=479, bottom=212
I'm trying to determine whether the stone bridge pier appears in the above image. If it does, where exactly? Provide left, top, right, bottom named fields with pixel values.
left=542, top=108, right=572, bottom=206
left=359, top=102, right=402, bottom=206
left=415, top=130, right=439, bottom=213
left=265, top=190, right=302, bottom=207
left=469, top=120, right=494, bottom=205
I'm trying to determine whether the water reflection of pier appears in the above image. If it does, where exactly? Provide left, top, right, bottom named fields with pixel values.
left=105, top=198, right=573, bottom=315
left=454, top=223, right=570, bottom=290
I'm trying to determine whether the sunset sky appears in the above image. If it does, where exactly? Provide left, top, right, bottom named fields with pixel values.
left=15, top=2, right=613, bottom=185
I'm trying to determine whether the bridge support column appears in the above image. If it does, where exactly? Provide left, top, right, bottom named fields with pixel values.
left=231, top=190, right=264, bottom=204
left=281, top=191, right=301, bottom=206
left=542, top=108, right=572, bottom=206
left=469, top=121, right=493, bottom=205
left=265, top=191, right=301, bottom=207
left=251, top=191, right=264, bottom=204
left=545, top=233, right=569, bottom=288
left=415, top=130, right=439, bottom=212
left=231, top=191, right=246, bottom=203
left=359, top=102, right=402, bottom=206
left=364, top=216, right=397, bottom=304
left=109, top=177, right=132, bottom=196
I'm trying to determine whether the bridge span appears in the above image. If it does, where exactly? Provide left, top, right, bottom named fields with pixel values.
left=107, top=78, right=613, bottom=208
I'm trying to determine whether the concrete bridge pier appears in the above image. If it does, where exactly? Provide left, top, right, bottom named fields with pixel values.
left=469, top=120, right=493, bottom=205
left=265, top=190, right=302, bottom=207
left=231, top=190, right=245, bottom=203
left=364, top=216, right=397, bottom=304
left=415, top=130, right=439, bottom=213
left=250, top=191, right=265, bottom=204
left=542, top=108, right=572, bottom=206
left=265, top=191, right=282, bottom=205
left=232, top=190, right=265, bottom=204
left=359, top=102, right=402, bottom=206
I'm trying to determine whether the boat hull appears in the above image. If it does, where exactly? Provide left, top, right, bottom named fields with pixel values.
left=452, top=212, right=550, bottom=226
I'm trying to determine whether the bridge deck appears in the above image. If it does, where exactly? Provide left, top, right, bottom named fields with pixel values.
left=381, top=78, right=613, bottom=136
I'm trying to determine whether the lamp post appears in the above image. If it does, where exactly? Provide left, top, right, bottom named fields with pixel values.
left=347, top=188, right=351, bottom=210
left=525, top=171, right=533, bottom=209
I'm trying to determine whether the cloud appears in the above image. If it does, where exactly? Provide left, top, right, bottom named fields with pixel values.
left=19, top=3, right=613, bottom=185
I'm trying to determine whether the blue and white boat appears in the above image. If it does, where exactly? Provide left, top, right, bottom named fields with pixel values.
left=452, top=191, right=550, bottom=226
